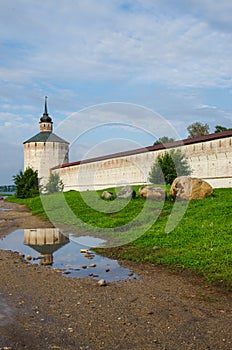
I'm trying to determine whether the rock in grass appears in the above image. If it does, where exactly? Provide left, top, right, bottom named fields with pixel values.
left=139, top=185, right=166, bottom=200
left=117, top=185, right=136, bottom=199
left=101, top=190, right=115, bottom=200
left=170, top=176, right=213, bottom=200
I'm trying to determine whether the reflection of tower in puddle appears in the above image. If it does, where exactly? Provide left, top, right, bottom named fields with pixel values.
left=24, top=228, right=69, bottom=265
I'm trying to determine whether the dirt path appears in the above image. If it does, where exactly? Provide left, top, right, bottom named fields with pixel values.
left=0, top=200, right=53, bottom=237
left=0, top=200, right=231, bottom=350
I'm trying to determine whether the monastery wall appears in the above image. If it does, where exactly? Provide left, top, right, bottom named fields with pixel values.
left=52, top=133, right=232, bottom=191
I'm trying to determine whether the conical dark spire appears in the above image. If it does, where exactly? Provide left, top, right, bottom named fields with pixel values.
left=40, top=96, right=52, bottom=123
left=44, top=96, right=48, bottom=116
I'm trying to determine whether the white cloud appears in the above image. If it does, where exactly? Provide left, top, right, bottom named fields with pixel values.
left=0, top=0, right=231, bottom=88
left=0, top=0, right=232, bottom=183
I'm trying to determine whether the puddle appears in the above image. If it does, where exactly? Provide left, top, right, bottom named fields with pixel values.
left=0, top=228, right=137, bottom=282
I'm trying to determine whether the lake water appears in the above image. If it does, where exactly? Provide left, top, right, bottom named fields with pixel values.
left=0, top=228, right=137, bottom=282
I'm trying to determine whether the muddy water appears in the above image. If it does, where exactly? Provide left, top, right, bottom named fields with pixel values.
left=0, top=228, right=137, bottom=282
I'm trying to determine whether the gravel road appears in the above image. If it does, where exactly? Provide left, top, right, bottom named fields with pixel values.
left=0, top=200, right=231, bottom=350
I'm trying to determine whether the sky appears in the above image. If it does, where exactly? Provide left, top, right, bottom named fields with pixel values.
left=1, top=0, right=232, bottom=184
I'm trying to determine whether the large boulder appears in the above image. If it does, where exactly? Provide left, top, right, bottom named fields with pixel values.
left=117, top=185, right=136, bottom=199
left=139, top=186, right=166, bottom=200
left=170, top=176, right=213, bottom=200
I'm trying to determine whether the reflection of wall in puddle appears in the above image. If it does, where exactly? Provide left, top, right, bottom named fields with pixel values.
left=24, top=228, right=69, bottom=265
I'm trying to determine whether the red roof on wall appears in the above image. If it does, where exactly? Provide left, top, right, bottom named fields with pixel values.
left=52, top=129, right=232, bottom=170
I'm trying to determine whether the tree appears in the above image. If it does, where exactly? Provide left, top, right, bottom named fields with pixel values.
left=214, top=125, right=231, bottom=133
left=153, top=136, right=175, bottom=145
left=149, top=149, right=191, bottom=185
left=187, top=122, right=210, bottom=139
left=13, top=168, right=39, bottom=198
left=45, top=173, right=64, bottom=194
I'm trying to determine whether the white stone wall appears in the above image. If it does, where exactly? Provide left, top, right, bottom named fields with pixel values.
left=52, top=135, right=232, bottom=191
left=24, top=141, right=69, bottom=188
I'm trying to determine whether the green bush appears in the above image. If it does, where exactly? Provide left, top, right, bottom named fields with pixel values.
left=149, top=149, right=191, bottom=185
left=13, top=168, right=39, bottom=198
left=45, top=173, right=64, bottom=194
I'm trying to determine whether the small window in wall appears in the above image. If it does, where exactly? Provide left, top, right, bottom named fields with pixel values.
left=44, top=124, right=45, bottom=127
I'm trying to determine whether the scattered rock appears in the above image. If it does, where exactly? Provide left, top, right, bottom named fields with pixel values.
left=101, top=190, right=115, bottom=200
left=170, top=176, right=213, bottom=200
left=85, top=254, right=94, bottom=259
left=153, top=246, right=160, bottom=250
left=26, top=255, right=32, bottom=261
left=84, top=251, right=94, bottom=259
left=139, top=186, right=166, bottom=200
left=80, top=249, right=88, bottom=253
left=53, top=268, right=64, bottom=274
left=117, top=185, right=136, bottom=199
left=89, top=263, right=96, bottom=268
left=98, top=279, right=107, bottom=286
left=105, top=268, right=110, bottom=272
left=82, top=265, right=87, bottom=269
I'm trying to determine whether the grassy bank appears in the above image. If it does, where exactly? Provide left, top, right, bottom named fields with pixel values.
left=7, top=187, right=232, bottom=289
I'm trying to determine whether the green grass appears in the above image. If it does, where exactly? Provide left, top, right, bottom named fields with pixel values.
left=7, top=186, right=232, bottom=290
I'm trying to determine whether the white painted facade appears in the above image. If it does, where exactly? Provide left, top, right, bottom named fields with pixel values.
left=24, top=141, right=69, bottom=187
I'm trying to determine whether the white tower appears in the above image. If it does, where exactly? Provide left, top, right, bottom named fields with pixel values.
left=23, top=97, right=69, bottom=188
